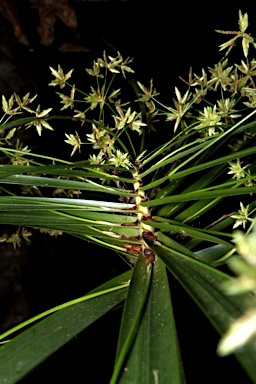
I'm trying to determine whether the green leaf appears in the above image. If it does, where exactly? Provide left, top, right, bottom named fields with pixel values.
left=194, top=244, right=235, bottom=266
left=156, top=162, right=224, bottom=215
left=156, top=231, right=199, bottom=259
left=142, top=145, right=256, bottom=192
left=0, top=270, right=131, bottom=384
left=0, top=117, right=49, bottom=132
left=0, top=196, right=140, bottom=245
left=153, top=244, right=256, bottom=382
left=146, top=218, right=231, bottom=246
left=118, top=257, right=184, bottom=384
left=139, top=140, right=209, bottom=179
left=0, top=196, right=134, bottom=211
left=0, top=115, right=75, bottom=134
left=140, top=108, right=256, bottom=181
left=158, top=146, right=256, bottom=183
left=142, top=186, right=256, bottom=207
left=0, top=163, right=135, bottom=184
left=0, top=174, right=136, bottom=197
left=110, top=253, right=152, bottom=383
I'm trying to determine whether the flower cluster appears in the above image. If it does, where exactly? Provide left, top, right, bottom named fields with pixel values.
left=0, top=227, right=32, bottom=249
left=162, top=11, right=256, bottom=137
left=48, top=52, right=151, bottom=167
left=1, top=93, right=53, bottom=137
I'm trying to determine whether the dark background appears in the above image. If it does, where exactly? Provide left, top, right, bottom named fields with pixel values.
left=0, top=1, right=255, bottom=382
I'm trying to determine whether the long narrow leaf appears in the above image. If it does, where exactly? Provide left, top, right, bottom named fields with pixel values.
left=140, top=109, right=256, bottom=179
left=118, top=257, right=184, bottom=384
left=0, top=270, right=131, bottom=384
left=145, top=219, right=231, bottom=246
left=0, top=174, right=136, bottom=197
left=0, top=164, right=135, bottom=184
left=0, top=211, right=140, bottom=242
left=110, top=253, right=152, bottom=383
left=142, top=186, right=256, bottom=207
left=0, top=196, right=134, bottom=210
left=153, top=244, right=256, bottom=382
left=155, top=146, right=256, bottom=183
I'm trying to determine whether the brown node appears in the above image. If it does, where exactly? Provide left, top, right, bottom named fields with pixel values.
left=142, top=216, right=154, bottom=222
left=121, top=205, right=137, bottom=211
left=140, top=195, right=149, bottom=202
left=125, top=243, right=142, bottom=256
left=142, top=231, right=156, bottom=243
left=143, top=248, right=155, bottom=264
left=121, top=220, right=139, bottom=227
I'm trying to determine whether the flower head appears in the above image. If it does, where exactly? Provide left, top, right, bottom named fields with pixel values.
left=228, top=159, right=249, bottom=179
left=64, top=131, right=82, bottom=156
left=231, top=202, right=253, bottom=229
left=25, top=105, right=53, bottom=136
left=195, top=105, right=222, bottom=136
left=49, top=65, right=74, bottom=89
left=109, top=149, right=132, bottom=169
left=57, top=86, right=75, bottom=110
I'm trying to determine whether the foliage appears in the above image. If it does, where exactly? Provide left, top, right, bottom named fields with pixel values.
left=0, top=10, right=256, bottom=383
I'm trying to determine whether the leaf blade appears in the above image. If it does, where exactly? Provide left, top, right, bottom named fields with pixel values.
left=153, top=244, right=256, bottom=382
left=0, top=270, right=131, bottom=384
left=118, top=257, right=184, bottom=384
left=110, top=254, right=152, bottom=383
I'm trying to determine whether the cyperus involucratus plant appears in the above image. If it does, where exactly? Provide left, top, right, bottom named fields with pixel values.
left=0, top=10, right=256, bottom=383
